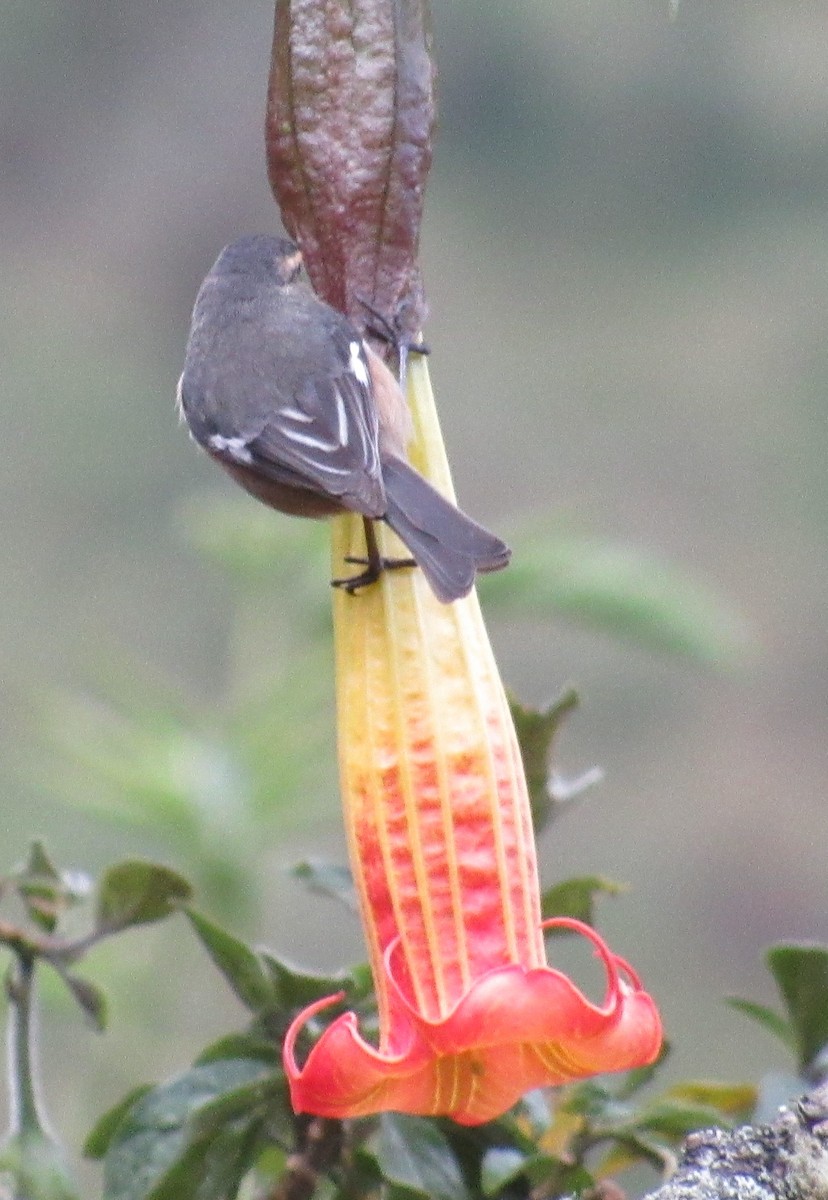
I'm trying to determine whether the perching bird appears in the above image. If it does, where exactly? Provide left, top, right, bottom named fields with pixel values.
left=177, top=234, right=510, bottom=603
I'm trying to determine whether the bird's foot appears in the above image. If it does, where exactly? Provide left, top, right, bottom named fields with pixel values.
left=331, top=554, right=417, bottom=594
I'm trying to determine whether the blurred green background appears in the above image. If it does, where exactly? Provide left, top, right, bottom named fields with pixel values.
left=1, top=0, right=826, bottom=1166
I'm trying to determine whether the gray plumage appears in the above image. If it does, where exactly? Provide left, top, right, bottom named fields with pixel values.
left=179, top=234, right=510, bottom=603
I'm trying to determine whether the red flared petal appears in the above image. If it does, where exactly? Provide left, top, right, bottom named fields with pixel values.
left=284, top=933, right=662, bottom=1126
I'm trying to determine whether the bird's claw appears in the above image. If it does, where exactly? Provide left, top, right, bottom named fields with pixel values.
left=331, top=554, right=417, bottom=594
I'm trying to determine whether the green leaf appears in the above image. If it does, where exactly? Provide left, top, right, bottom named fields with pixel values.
left=14, top=841, right=89, bottom=933
left=194, top=1033, right=278, bottom=1066
left=136, top=1113, right=262, bottom=1200
left=667, top=1080, right=756, bottom=1119
left=96, top=861, right=192, bottom=934
left=560, top=1081, right=614, bottom=1118
left=290, top=860, right=356, bottom=910
left=191, top=1049, right=295, bottom=1151
left=523, top=1157, right=592, bottom=1194
left=85, top=1087, right=154, bottom=1159
left=185, top=909, right=274, bottom=1012
left=541, top=875, right=626, bottom=929
left=60, top=971, right=108, bottom=1031
left=725, top=997, right=795, bottom=1050
left=480, top=1147, right=528, bottom=1196
left=101, top=1059, right=274, bottom=1200
left=480, top=1146, right=592, bottom=1199
left=634, top=1098, right=730, bottom=1138
left=185, top=1075, right=283, bottom=1140
left=481, top=532, right=750, bottom=667
left=767, top=943, right=828, bottom=1073
left=261, top=951, right=372, bottom=1011
left=250, top=1145, right=289, bottom=1193
left=24, top=840, right=61, bottom=880
left=509, top=690, right=581, bottom=831
left=371, top=1115, right=469, bottom=1200
left=17, top=841, right=63, bottom=933
left=188, top=1114, right=264, bottom=1200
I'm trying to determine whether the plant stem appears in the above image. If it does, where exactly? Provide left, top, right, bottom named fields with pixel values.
left=6, top=953, right=45, bottom=1136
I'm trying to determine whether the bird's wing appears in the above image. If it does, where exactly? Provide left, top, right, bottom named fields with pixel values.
left=244, top=335, right=384, bottom=515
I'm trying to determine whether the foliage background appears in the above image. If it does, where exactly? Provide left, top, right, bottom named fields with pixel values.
left=0, top=0, right=826, bottom=1183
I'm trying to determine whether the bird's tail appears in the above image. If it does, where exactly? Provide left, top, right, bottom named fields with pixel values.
left=381, top=455, right=511, bottom=603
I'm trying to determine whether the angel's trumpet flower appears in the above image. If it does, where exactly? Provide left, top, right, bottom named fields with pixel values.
left=285, top=358, right=661, bottom=1125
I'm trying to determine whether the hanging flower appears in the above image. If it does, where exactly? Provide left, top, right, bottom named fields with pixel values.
left=284, top=357, right=662, bottom=1126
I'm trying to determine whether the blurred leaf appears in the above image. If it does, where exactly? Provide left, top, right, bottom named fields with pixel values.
left=13, top=841, right=89, bottom=933
left=634, top=1098, right=730, bottom=1139
left=479, top=1139, right=592, bottom=1199
left=17, top=840, right=62, bottom=933
left=59, top=971, right=108, bottom=1032
left=767, top=942, right=828, bottom=1073
left=516, top=1088, right=553, bottom=1136
left=185, top=1074, right=283, bottom=1140
left=85, top=1087, right=154, bottom=1160
left=22, top=840, right=61, bottom=884
left=509, top=690, right=580, bottom=831
left=597, top=1132, right=676, bottom=1178
left=108, top=1116, right=257, bottom=1200
left=41, top=693, right=216, bottom=836
left=192, top=1043, right=295, bottom=1150
left=523, top=1158, right=592, bottom=1193
left=549, top=765, right=605, bottom=805
left=185, top=909, right=274, bottom=1012
left=31, top=593, right=334, bottom=925
left=481, top=532, right=749, bottom=667
left=261, top=951, right=372, bottom=1011
left=809, top=1044, right=828, bottom=1087
left=179, top=492, right=328, bottom=596
left=195, top=1033, right=278, bottom=1066
left=290, top=860, right=356, bottom=910
left=541, top=875, right=626, bottom=929
left=96, top=861, right=192, bottom=934
left=480, top=1146, right=528, bottom=1196
left=725, top=997, right=794, bottom=1050
left=0, top=1127, right=82, bottom=1200
left=250, top=1145, right=289, bottom=1193
left=532, top=1104, right=585, bottom=1163
left=149, top=1114, right=261, bottom=1200
left=101, top=1059, right=274, bottom=1200
left=615, top=1042, right=671, bottom=1098
left=36, top=689, right=259, bottom=920
left=370, top=1115, right=469, bottom=1200
left=667, top=1080, right=756, bottom=1120
left=560, top=1081, right=615, bottom=1119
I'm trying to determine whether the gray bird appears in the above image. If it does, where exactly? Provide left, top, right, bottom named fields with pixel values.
left=178, top=234, right=510, bottom=603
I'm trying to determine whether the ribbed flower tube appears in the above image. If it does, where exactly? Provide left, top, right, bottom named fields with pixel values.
left=284, top=358, right=662, bottom=1125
